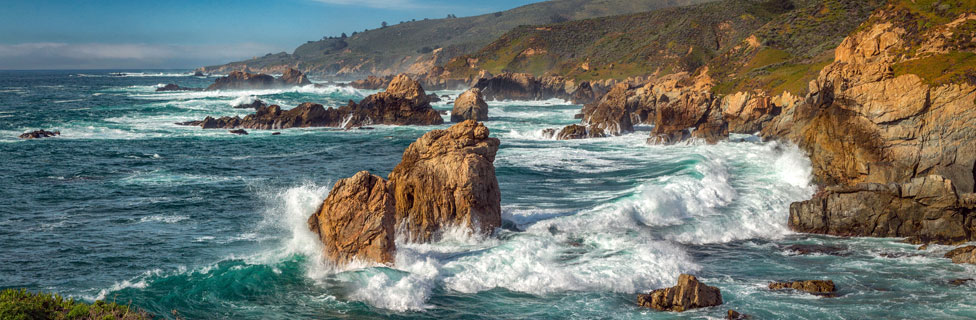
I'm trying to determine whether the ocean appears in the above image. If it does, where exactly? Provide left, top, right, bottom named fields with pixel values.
left=1, top=70, right=974, bottom=319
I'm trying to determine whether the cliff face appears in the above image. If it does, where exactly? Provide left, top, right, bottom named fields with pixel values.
left=761, top=3, right=976, bottom=243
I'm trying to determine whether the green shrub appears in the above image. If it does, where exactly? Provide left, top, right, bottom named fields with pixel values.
left=0, top=289, right=151, bottom=320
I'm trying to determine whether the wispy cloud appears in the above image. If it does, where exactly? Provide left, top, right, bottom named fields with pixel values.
left=0, top=42, right=281, bottom=69
left=310, top=0, right=422, bottom=9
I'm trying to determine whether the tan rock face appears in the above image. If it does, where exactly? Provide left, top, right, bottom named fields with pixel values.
left=388, top=120, right=502, bottom=242
left=637, top=274, right=723, bottom=312
left=451, top=88, right=489, bottom=122
left=580, top=83, right=635, bottom=136
left=307, top=171, right=396, bottom=265
left=945, top=246, right=976, bottom=264
left=385, top=74, right=430, bottom=105
left=768, top=280, right=836, bottom=295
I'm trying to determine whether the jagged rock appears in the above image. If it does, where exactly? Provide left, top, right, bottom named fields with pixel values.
left=193, top=71, right=205, bottom=77
left=721, top=91, right=779, bottom=133
left=427, top=94, right=441, bottom=103
left=388, top=120, right=501, bottom=242
left=156, top=84, right=199, bottom=92
left=945, top=246, right=976, bottom=264
left=180, top=75, right=443, bottom=130
left=233, top=99, right=268, bottom=109
left=637, top=274, right=723, bottom=312
left=18, top=130, right=60, bottom=139
left=648, top=87, right=723, bottom=145
left=789, top=175, right=974, bottom=245
left=350, top=75, right=389, bottom=90
left=556, top=124, right=604, bottom=140
left=472, top=73, right=600, bottom=104
left=229, top=129, right=248, bottom=135
left=768, top=280, right=836, bottom=296
left=541, top=128, right=556, bottom=139
left=206, top=68, right=311, bottom=90
left=451, top=88, right=489, bottom=122
left=307, top=171, right=396, bottom=265
left=783, top=244, right=847, bottom=256
left=580, top=83, right=634, bottom=136
left=279, top=68, right=312, bottom=86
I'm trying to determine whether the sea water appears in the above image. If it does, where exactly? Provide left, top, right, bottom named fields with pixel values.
left=0, top=70, right=974, bottom=319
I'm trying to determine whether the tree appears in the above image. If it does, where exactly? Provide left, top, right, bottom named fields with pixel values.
left=381, top=21, right=388, bottom=28
left=341, top=32, right=347, bottom=39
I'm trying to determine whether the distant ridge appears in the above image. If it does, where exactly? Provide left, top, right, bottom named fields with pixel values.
left=198, top=0, right=713, bottom=78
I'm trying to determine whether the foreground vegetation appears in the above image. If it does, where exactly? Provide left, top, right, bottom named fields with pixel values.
left=0, top=289, right=150, bottom=320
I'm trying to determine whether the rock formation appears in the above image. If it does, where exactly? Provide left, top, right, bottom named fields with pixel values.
left=306, top=121, right=501, bottom=265
left=18, top=130, right=60, bottom=139
left=945, top=246, right=976, bottom=265
left=206, top=68, right=311, bottom=90
left=233, top=99, right=268, bottom=109
left=768, top=280, right=836, bottom=295
left=637, top=274, right=723, bottom=312
left=451, top=88, right=489, bottom=122
left=179, top=75, right=443, bottom=130
left=554, top=124, right=604, bottom=140
left=388, top=120, right=502, bottom=242
left=156, top=84, right=200, bottom=92
left=579, top=83, right=634, bottom=136
left=473, top=73, right=602, bottom=104
left=307, top=171, right=396, bottom=265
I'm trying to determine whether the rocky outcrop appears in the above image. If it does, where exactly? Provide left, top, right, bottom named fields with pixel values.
left=727, top=310, right=749, bottom=320
left=156, top=84, right=200, bottom=92
left=637, top=274, right=723, bottom=312
left=579, top=83, right=634, bottom=136
left=721, top=91, right=779, bottom=133
left=350, top=76, right=388, bottom=90
left=473, top=73, right=601, bottom=104
left=945, top=246, right=976, bottom=264
left=179, top=75, right=443, bottom=130
left=768, top=280, right=836, bottom=296
left=18, top=130, right=60, bottom=139
left=451, top=88, right=489, bottom=122
left=307, top=171, right=396, bottom=265
left=789, top=175, right=976, bottom=245
left=233, top=99, right=268, bottom=109
left=554, top=124, right=605, bottom=140
left=206, top=68, right=311, bottom=90
left=388, top=120, right=501, bottom=242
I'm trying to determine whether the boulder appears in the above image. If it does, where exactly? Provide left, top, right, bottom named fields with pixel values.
left=945, top=246, right=976, bottom=264
left=783, top=244, right=847, bottom=256
left=950, top=278, right=974, bottom=286
left=388, top=120, right=501, bottom=242
left=18, top=130, right=60, bottom=139
left=636, top=274, right=723, bottom=312
left=727, top=310, right=749, bottom=320
left=233, top=99, right=268, bottom=109
left=451, top=88, right=489, bottom=122
left=229, top=129, right=248, bottom=135
left=307, top=171, right=396, bottom=265
left=556, top=124, right=604, bottom=140
left=768, top=280, right=836, bottom=295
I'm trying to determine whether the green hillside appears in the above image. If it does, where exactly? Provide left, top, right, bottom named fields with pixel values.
left=199, top=0, right=713, bottom=78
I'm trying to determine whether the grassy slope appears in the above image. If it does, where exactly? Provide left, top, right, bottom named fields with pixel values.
left=885, top=0, right=976, bottom=87
left=202, top=0, right=713, bottom=76
left=0, top=289, right=151, bottom=320
left=445, top=0, right=796, bottom=81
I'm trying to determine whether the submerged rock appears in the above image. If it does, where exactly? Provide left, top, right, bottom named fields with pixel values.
left=388, top=120, right=501, bottom=242
left=18, top=130, right=60, bottom=139
left=768, top=280, right=836, bottom=296
left=451, top=88, right=489, bottom=122
left=783, top=244, right=847, bottom=256
left=726, top=310, right=749, bottom=320
left=949, top=278, right=974, bottom=286
left=156, top=84, right=199, bottom=92
left=229, top=129, right=248, bottom=135
left=637, top=274, right=723, bottom=312
left=307, top=171, right=396, bottom=265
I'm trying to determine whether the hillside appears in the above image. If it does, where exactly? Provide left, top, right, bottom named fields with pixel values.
left=199, top=0, right=713, bottom=78
left=443, top=0, right=883, bottom=84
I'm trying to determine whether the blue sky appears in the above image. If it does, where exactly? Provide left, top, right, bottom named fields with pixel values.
left=0, top=0, right=541, bottom=70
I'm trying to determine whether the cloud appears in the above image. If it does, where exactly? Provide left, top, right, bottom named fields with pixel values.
left=0, top=42, right=281, bottom=69
left=310, top=0, right=420, bottom=9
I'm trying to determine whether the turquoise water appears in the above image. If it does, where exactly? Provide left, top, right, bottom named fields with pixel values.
left=1, top=70, right=974, bottom=319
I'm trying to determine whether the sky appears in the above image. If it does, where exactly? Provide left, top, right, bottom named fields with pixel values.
left=0, top=0, right=542, bottom=70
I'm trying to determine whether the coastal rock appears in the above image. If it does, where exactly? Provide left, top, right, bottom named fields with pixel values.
left=350, top=76, right=389, bottom=90
left=156, top=84, right=199, bottom=92
left=580, top=83, right=634, bottom=136
left=206, top=68, right=311, bottom=90
left=727, top=310, right=749, bottom=320
left=388, top=120, right=501, bottom=242
left=556, top=124, right=604, bottom=140
left=451, top=88, right=489, bottom=122
left=472, top=73, right=601, bottom=104
left=233, top=99, right=268, bottom=109
left=18, top=130, right=60, bottom=139
left=229, top=129, right=248, bottom=135
left=768, top=280, right=836, bottom=295
left=788, top=175, right=974, bottom=245
left=783, top=244, right=847, bottom=256
left=945, top=246, right=976, bottom=264
left=193, top=71, right=205, bottom=77
left=721, top=91, right=778, bottom=133
left=950, top=278, right=974, bottom=286
left=647, top=76, right=727, bottom=145
left=307, top=171, right=396, bottom=265
left=636, top=274, right=723, bottom=312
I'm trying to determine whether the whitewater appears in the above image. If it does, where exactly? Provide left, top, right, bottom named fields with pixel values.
left=1, top=70, right=974, bottom=319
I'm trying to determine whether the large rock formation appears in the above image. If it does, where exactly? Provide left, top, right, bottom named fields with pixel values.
left=579, top=83, right=635, bottom=136
left=637, top=274, right=723, bottom=312
left=763, top=6, right=976, bottom=244
left=451, top=88, right=490, bottom=122
left=473, top=73, right=602, bottom=104
left=388, top=120, right=502, bottom=242
left=307, top=171, right=396, bottom=265
left=945, top=246, right=976, bottom=265
left=206, top=68, right=311, bottom=90
left=179, top=75, right=443, bottom=130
